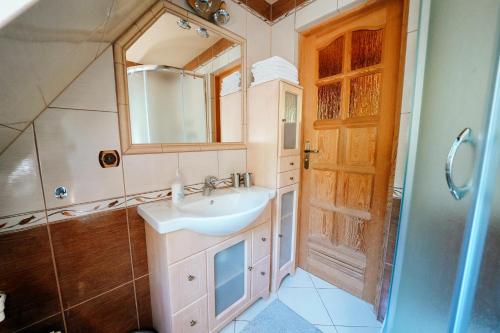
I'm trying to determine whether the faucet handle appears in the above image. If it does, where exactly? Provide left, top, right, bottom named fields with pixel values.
left=205, top=175, right=218, bottom=184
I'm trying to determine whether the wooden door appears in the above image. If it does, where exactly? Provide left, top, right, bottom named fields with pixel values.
left=298, top=0, right=405, bottom=303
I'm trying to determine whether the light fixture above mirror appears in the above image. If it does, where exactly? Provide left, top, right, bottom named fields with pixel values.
left=187, top=0, right=230, bottom=25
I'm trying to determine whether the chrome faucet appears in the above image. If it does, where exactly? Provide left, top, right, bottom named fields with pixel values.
left=202, top=175, right=218, bottom=196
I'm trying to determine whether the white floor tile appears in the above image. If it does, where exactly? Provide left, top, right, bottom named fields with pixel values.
left=236, top=293, right=278, bottom=321
left=309, top=273, right=339, bottom=289
left=335, top=326, right=381, bottom=333
left=219, top=321, right=235, bottom=333
left=278, top=287, right=333, bottom=325
left=316, top=325, right=338, bottom=333
left=281, top=267, right=315, bottom=288
left=234, top=320, right=249, bottom=333
left=317, top=289, right=381, bottom=327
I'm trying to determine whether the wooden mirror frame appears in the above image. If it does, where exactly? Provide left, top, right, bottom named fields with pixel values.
left=113, top=1, right=247, bottom=154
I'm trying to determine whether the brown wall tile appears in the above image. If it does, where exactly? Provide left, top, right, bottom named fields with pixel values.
left=17, top=313, right=65, bottom=333
left=127, top=207, right=149, bottom=277
left=50, top=209, right=133, bottom=308
left=135, top=275, right=153, bottom=330
left=64, top=283, right=138, bottom=333
left=0, top=226, right=60, bottom=332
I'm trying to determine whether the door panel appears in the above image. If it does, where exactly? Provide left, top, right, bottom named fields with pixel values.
left=299, top=0, right=404, bottom=303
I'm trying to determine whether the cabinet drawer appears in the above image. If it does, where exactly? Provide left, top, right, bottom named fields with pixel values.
left=277, top=169, right=300, bottom=188
left=172, top=295, right=208, bottom=333
left=278, top=155, right=300, bottom=173
left=251, top=256, right=270, bottom=299
left=252, top=222, right=271, bottom=264
left=169, top=251, right=207, bottom=313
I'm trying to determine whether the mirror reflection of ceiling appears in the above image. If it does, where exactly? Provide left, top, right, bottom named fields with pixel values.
left=126, top=13, right=221, bottom=68
left=0, top=0, right=155, bottom=154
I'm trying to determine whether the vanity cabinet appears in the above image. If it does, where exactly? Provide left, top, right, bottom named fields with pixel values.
left=247, top=80, right=302, bottom=292
left=145, top=204, right=271, bottom=333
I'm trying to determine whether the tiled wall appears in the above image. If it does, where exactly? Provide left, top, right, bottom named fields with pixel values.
left=0, top=1, right=264, bottom=328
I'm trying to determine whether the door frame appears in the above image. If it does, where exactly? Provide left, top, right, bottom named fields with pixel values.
left=297, top=0, right=409, bottom=307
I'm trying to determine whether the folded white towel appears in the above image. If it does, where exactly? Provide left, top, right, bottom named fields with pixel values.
left=252, top=56, right=297, bottom=72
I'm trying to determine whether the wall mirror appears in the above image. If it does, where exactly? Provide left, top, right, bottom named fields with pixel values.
left=114, top=2, right=245, bottom=153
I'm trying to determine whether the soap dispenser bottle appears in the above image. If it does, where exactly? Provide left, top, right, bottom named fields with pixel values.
left=172, top=168, right=184, bottom=205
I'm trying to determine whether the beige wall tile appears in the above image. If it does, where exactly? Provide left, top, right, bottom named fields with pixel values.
left=0, top=26, right=47, bottom=125
left=338, top=0, right=367, bottom=12
left=218, top=149, right=247, bottom=178
left=0, top=127, right=19, bottom=152
left=179, top=151, right=218, bottom=185
left=50, top=47, right=117, bottom=112
left=295, top=0, right=338, bottom=32
left=271, top=14, right=297, bottom=66
left=246, top=11, right=271, bottom=68
left=0, top=125, right=45, bottom=216
left=18, top=0, right=114, bottom=104
left=123, top=153, right=179, bottom=195
left=223, top=0, right=247, bottom=38
left=35, top=108, right=124, bottom=209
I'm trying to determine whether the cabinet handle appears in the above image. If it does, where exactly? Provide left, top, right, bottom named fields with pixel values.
left=260, top=271, right=266, bottom=276
left=261, top=237, right=267, bottom=242
left=290, top=162, right=294, bottom=166
left=289, top=177, right=294, bottom=180
left=281, top=118, right=286, bottom=122
left=278, top=234, right=283, bottom=238
left=248, top=266, right=253, bottom=271
left=187, top=275, right=195, bottom=281
left=190, top=320, right=197, bottom=327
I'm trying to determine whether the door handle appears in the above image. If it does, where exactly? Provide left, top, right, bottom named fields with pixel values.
left=303, top=140, right=319, bottom=169
left=445, top=128, right=475, bottom=200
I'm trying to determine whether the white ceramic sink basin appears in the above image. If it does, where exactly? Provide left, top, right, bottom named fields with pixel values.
left=138, top=186, right=275, bottom=236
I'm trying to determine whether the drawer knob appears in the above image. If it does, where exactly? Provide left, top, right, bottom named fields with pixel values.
left=190, top=320, right=197, bottom=327
left=187, top=275, right=195, bottom=281
left=290, top=162, right=294, bottom=166
left=260, top=271, right=266, bottom=276
left=278, top=234, right=283, bottom=238
left=261, top=237, right=267, bottom=242
left=248, top=266, right=253, bottom=271
left=290, top=177, right=294, bottom=180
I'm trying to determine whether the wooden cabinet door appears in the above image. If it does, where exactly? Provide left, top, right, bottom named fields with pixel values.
left=272, top=183, right=300, bottom=291
left=206, top=232, right=252, bottom=331
left=278, top=82, right=303, bottom=157
left=298, top=0, right=404, bottom=304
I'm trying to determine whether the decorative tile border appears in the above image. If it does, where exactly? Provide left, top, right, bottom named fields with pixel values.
left=46, top=197, right=128, bottom=223
left=0, top=210, right=47, bottom=234
left=0, top=178, right=235, bottom=228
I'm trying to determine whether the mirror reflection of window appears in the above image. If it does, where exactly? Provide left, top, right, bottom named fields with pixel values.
left=125, top=11, right=242, bottom=145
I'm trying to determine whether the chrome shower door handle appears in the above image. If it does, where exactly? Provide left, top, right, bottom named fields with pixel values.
left=446, top=128, right=475, bottom=200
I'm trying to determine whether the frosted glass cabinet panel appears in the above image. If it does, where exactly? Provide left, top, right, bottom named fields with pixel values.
left=273, top=183, right=299, bottom=291
left=214, top=241, right=245, bottom=316
left=207, top=232, right=251, bottom=330
left=279, top=190, right=295, bottom=268
left=279, top=83, right=302, bottom=156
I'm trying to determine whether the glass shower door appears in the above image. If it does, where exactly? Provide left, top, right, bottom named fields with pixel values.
left=385, top=0, right=500, bottom=332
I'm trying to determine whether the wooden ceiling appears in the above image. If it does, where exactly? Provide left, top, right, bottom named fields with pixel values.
left=235, top=0, right=310, bottom=23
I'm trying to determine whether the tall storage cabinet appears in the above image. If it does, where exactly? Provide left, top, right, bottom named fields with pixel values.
left=247, top=80, right=302, bottom=292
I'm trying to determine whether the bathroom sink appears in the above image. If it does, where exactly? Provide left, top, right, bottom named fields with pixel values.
left=138, top=186, right=275, bottom=236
